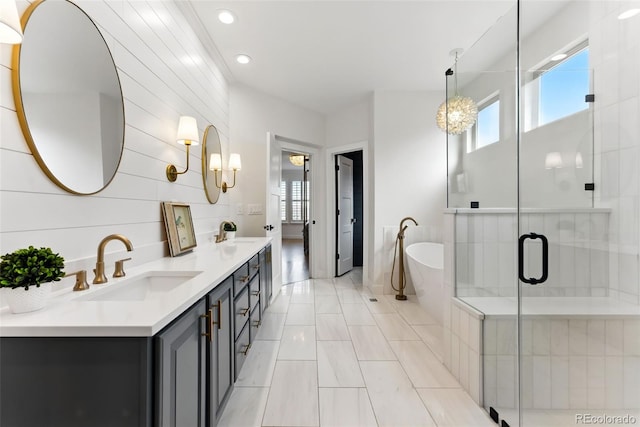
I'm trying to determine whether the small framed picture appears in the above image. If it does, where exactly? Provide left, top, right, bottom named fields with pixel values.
left=161, top=202, right=197, bottom=256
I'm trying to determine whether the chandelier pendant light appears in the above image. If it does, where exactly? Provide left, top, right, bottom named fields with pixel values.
left=289, top=154, right=305, bottom=167
left=436, top=50, right=477, bottom=135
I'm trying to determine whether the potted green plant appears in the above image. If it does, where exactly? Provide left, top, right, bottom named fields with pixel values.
left=224, top=222, right=237, bottom=239
left=0, top=246, right=65, bottom=314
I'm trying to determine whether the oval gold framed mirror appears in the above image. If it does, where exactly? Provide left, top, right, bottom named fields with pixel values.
left=202, top=125, right=222, bottom=204
left=12, top=0, right=125, bottom=195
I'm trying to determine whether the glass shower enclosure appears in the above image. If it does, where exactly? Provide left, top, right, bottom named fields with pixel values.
left=445, top=1, right=640, bottom=425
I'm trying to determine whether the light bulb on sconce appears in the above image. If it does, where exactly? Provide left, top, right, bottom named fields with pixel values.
left=0, top=0, right=24, bottom=45
left=209, top=153, right=241, bottom=192
left=167, top=116, right=199, bottom=182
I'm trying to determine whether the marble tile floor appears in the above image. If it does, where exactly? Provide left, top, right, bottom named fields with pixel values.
left=218, top=269, right=495, bottom=427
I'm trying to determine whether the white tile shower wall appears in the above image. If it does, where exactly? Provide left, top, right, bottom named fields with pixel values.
left=482, top=316, right=640, bottom=410
left=453, top=210, right=610, bottom=298
left=590, top=2, right=640, bottom=305
left=0, top=1, right=231, bottom=279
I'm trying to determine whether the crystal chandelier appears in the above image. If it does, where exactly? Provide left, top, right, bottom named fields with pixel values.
left=436, top=51, right=477, bottom=135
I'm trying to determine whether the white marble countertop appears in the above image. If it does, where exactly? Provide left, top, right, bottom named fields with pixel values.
left=0, top=238, right=271, bottom=337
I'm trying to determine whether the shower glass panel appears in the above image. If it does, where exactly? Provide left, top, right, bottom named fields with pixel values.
left=518, top=0, right=640, bottom=426
left=446, top=0, right=640, bottom=425
left=446, top=3, right=521, bottom=425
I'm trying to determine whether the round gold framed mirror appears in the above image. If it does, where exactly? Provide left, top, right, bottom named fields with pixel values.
left=12, top=0, right=125, bottom=195
left=202, top=125, right=222, bottom=204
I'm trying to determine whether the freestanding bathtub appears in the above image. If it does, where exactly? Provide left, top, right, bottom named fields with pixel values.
left=405, top=242, right=444, bottom=325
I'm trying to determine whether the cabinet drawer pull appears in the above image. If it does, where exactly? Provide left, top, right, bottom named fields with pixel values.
left=239, top=307, right=250, bottom=316
left=252, top=320, right=261, bottom=328
left=252, top=265, right=260, bottom=270
left=240, top=343, right=251, bottom=355
left=200, top=308, right=213, bottom=342
left=212, top=300, right=222, bottom=330
left=251, top=291, right=260, bottom=297
left=241, top=275, right=250, bottom=283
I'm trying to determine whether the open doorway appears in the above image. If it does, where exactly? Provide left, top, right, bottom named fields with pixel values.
left=335, top=150, right=364, bottom=276
left=281, top=150, right=311, bottom=284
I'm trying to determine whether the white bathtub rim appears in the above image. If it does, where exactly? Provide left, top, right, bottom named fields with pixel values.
left=405, top=242, right=444, bottom=270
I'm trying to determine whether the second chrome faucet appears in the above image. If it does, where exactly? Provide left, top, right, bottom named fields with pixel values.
left=93, top=234, right=133, bottom=284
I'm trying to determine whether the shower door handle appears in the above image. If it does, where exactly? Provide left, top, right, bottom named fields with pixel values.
left=518, top=233, right=549, bottom=285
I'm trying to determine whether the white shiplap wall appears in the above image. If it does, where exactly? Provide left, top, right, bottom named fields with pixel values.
left=0, top=0, right=232, bottom=277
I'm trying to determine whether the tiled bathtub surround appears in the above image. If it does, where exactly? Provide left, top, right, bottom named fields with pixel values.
left=452, top=209, right=611, bottom=298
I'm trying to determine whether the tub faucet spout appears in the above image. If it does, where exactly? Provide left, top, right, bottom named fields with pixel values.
left=398, top=217, right=418, bottom=239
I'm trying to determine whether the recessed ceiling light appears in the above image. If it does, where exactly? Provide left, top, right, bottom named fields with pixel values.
left=236, top=54, right=251, bottom=65
left=618, top=9, right=640, bottom=20
left=218, top=10, right=236, bottom=24
left=551, top=53, right=567, bottom=61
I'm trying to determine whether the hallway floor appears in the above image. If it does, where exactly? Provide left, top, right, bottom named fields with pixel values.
left=282, top=239, right=309, bottom=285
left=217, top=269, right=495, bottom=427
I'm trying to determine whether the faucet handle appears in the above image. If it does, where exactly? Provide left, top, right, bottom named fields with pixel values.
left=113, top=258, right=132, bottom=278
left=65, top=270, right=90, bottom=292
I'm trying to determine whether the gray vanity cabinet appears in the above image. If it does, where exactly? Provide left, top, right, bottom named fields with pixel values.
left=0, top=245, right=271, bottom=427
left=155, top=299, right=207, bottom=427
left=206, top=277, right=234, bottom=422
left=232, top=252, right=263, bottom=379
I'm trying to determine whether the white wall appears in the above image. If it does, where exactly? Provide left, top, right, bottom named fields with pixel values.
left=325, top=100, right=373, bottom=281
left=372, top=91, right=447, bottom=294
left=1, top=0, right=231, bottom=281
left=228, top=84, right=326, bottom=273
left=326, top=100, right=371, bottom=148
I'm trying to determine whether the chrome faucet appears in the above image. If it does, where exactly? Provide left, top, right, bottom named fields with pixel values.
left=216, top=221, right=234, bottom=243
left=93, top=234, right=134, bottom=284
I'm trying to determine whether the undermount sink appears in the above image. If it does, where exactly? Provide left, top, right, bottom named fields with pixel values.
left=78, top=271, right=203, bottom=302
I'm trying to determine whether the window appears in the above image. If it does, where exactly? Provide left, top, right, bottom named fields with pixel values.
left=467, top=95, right=500, bottom=152
left=291, top=181, right=302, bottom=221
left=525, top=41, right=590, bottom=131
left=280, top=181, right=287, bottom=221
left=281, top=178, right=309, bottom=223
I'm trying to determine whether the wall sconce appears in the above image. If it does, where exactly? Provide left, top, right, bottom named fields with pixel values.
left=0, top=0, right=23, bottom=44
left=167, top=116, right=199, bottom=182
left=209, top=153, right=241, bottom=192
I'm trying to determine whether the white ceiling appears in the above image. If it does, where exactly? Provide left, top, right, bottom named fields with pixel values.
left=185, top=1, right=515, bottom=115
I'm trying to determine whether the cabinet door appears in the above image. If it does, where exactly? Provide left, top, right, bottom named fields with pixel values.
left=207, top=277, right=234, bottom=423
left=155, top=300, right=206, bottom=427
